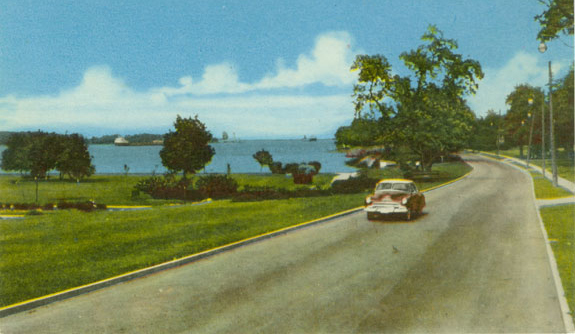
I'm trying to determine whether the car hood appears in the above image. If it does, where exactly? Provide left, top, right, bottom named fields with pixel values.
left=371, top=190, right=410, bottom=202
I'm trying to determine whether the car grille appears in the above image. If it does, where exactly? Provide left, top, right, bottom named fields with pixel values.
left=372, top=202, right=399, bottom=208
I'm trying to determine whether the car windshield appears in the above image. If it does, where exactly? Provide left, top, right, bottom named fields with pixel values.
left=376, top=182, right=412, bottom=192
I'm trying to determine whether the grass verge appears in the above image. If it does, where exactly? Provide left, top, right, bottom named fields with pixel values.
left=0, top=161, right=470, bottom=308
left=540, top=205, right=575, bottom=323
left=531, top=171, right=573, bottom=199
left=491, top=147, right=574, bottom=182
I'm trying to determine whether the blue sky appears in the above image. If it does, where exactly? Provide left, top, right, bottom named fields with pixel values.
left=1, top=1, right=573, bottom=139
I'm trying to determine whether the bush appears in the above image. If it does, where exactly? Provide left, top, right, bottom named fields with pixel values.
left=196, top=174, right=238, bottom=199
left=269, top=162, right=285, bottom=174
left=134, top=174, right=206, bottom=201
left=283, top=163, right=300, bottom=175
left=308, top=161, right=322, bottom=174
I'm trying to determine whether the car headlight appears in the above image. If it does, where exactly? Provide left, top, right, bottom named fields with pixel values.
left=401, top=197, right=408, bottom=205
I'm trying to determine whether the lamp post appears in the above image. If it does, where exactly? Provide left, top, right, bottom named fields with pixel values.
left=541, top=94, right=546, bottom=178
left=538, top=42, right=558, bottom=186
left=527, top=99, right=535, bottom=167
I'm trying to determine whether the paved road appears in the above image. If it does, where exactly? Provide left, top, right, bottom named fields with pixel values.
left=0, top=156, right=566, bottom=333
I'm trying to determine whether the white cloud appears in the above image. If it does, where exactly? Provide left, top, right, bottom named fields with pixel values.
left=154, top=31, right=359, bottom=99
left=468, top=52, right=566, bottom=117
left=0, top=65, right=354, bottom=138
left=254, top=32, right=358, bottom=89
left=0, top=32, right=359, bottom=137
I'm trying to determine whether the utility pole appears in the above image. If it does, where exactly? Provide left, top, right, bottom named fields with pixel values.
left=549, top=61, right=558, bottom=186
left=497, top=110, right=501, bottom=157
left=541, top=99, right=545, bottom=178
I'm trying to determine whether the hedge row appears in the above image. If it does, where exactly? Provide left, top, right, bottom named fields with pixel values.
left=135, top=173, right=379, bottom=202
left=0, top=202, right=107, bottom=212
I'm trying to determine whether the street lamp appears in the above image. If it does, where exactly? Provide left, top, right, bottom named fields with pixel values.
left=538, top=42, right=558, bottom=186
left=526, top=99, right=535, bottom=167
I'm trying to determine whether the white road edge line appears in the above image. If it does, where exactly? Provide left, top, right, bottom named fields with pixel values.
left=484, top=154, right=575, bottom=333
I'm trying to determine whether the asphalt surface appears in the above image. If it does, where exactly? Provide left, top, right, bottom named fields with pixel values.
left=0, top=156, right=566, bottom=333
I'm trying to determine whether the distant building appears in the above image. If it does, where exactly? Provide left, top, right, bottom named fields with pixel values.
left=152, top=139, right=163, bottom=145
left=114, top=136, right=129, bottom=146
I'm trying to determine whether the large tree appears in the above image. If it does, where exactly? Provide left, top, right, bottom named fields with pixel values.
left=160, top=115, right=215, bottom=177
left=553, top=68, right=574, bottom=154
left=56, top=134, right=95, bottom=181
left=1, top=131, right=94, bottom=180
left=504, top=84, right=545, bottom=158
left=535, top=0, right=574, bottom=42
left=349, top=25, right=483, bottom=171
left=469, top=110, right=506, bottom=152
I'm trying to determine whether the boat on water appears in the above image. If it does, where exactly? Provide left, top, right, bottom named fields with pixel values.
left=114, top=137, right=163, bottom=146
left=114, top=136, right=130, bottom=146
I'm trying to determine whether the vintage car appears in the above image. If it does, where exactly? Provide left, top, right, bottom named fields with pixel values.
left=364, top=179, right=425, bottom=221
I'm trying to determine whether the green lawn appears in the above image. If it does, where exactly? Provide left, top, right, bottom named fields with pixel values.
left=0, top=161, right=471, bottom=308
left=0, top=193, right=367, bottom=307
left=0, top=175, right=159, bottom=206
left=493, top=148, right=574, bottom=182
left=531, top=171, right=573, bottom=199
left=231, top=173, right=335, bottom=191
left=0, top=173, right=338, bottom=207
left=540, top=205, right=575, bottom=323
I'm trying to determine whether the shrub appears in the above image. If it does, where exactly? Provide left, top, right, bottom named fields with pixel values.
left=196, top=174, right=238, bottom=199
left=134, top=174, right=205, bottom=201
left=308, top=161, right=322, bottom=174
left=283, top=163, right=300, bottom=175
left=269, top=161, right=285, bottom=174
left=54, top=201, right=107, bottom=212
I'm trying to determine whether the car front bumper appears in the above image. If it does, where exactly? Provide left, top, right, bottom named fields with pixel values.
left=364, top=203, right=408, bottom=214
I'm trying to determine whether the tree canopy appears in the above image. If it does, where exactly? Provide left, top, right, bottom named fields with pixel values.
left=252, top=149, right=274, bottom=171
left=344, top=25, right=483, bottom=170
left=535, top=0, right=574, bottom=42
left=159, top=115, right=215, bottom=177
left=1, top=131, right=94, bottom=180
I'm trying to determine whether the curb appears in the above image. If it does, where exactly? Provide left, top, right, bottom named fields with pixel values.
left=478, top=153, right=575, bottom=332
left=0, top=168, right=474, bottom=318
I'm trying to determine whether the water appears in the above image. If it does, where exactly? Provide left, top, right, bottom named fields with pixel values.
left=0, top=139, right=356, bottom=174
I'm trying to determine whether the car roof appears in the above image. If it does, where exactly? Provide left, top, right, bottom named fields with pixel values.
left=376, top=179, right=414, bottom=184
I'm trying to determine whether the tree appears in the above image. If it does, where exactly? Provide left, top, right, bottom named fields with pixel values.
left=553, top=68, right=574, bottom=154
left=535, top=0, right=574, bottom=42
left=348, top=25, right=484, bottom=171
left=56, top=134, right=95, bottom=182
left=469, top=110, right=505, bottom=152
left=1, top=131, right=94, bottom=181
left=222, top=131, right=229, bottom=141
left=504, top=84, right=545, bottom=158
left=160, top=115, right=215, bottom=177
left=252, top=149, right=274, bottom=172
left=335, top=118, right=384, bottom=148
left=1, top=132, right=32, bottom=173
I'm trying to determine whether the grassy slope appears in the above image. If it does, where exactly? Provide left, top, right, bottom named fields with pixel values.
left=0, top=162, right=471, bottom=307
left=540, top=205, right=575, bottom=323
